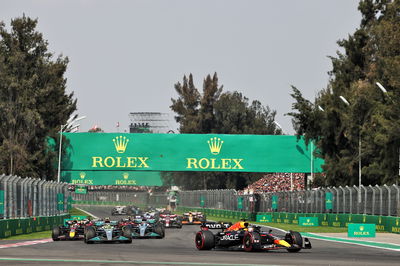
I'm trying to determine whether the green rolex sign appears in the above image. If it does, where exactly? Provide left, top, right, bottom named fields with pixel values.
left=57, top=193, right=64, bottom=211
left=325, top=192, right=333, bottom=210
left=348, top=223, right=376, bottom=237
left=299, top=217, right=319, bottom=226
left=75, top=186, right=87, bottom=194
left=60, top=133, right=323, bottom=185
left=272, top=195, right=278, bottom=210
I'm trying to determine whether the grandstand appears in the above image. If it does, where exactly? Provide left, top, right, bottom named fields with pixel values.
left=242, top=173, right=306, bottom=194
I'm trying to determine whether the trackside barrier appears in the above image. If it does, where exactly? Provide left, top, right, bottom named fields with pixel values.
left=0, top=214, right=69, bottom=238
left=177, top=207, right=400, bottom=234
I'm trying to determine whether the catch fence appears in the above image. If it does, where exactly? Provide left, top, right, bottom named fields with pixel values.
left=0, top=174, right=70, bottom=219
left=177, top=185, right=400, bottom=216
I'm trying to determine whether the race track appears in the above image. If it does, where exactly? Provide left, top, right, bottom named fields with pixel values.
left=0, top=206, right=399, bottom=266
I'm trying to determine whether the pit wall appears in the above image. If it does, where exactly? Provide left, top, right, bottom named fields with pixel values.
left=177, top=207, right=400, bottom=234
left=0, top=215, right=69, bottom=238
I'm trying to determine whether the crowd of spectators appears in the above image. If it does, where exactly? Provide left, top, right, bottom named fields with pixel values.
left=241, top=173, right=306, bottom=194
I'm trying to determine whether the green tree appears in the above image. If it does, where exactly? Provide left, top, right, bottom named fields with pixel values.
left=0, top=15, right=76, bottom=179
left=288, top=0, right=400, bottom=186
left=169, top=73, right=281, bottom=190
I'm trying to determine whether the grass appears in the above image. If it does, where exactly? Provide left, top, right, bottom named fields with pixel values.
left=69, top=207, right=93, bottom=219
left=0, top=231, right=52, bottom=240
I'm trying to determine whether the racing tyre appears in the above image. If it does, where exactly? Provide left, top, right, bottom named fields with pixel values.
left=122, top=227, right=133, bottom=243
left=85, top=226, right=96, bottom=244
left=52, top=226, right=60, bottom=241
left=154, top=225, right=165, bottom=239
left=195, top=230, right=215, bottom=250
left=286, top=231, right=303, bottom=253
left=243, top=232, right=262, bottom=252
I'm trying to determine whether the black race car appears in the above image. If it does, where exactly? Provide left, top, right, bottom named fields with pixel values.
left=52, top=219, right=87, bottom=241
left=195, top=222, right=312, bottom=252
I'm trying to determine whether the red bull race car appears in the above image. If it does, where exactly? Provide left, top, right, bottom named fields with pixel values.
left=182, top=211, right=207, bottom=225
left=52, top=218, right=88, bottom=241
left=195, top=221, right=312, bottom=252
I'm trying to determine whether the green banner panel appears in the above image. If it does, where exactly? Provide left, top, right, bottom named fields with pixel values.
left=0, top=190, right=4, bottom=215
left=387, top=216, right=400, bottom=234
left=237, top=197, right=243, bottom=210
left=75, top=186, right=87, bottom=194
left=62, top=170, right=162, bottom=186
left=325, top=192, right=333, bottom=210
left=200, top=195, right=205, bottom=207
left=272, top=195, right=278, bottom=210
left=299, top=217, right=319, bottom=226
left=57, top=193, right=64, bottom=211
left=61, top=133, right=323, bottom=179
left=348, top=223, right=376, bottom=237
left=256, top=214, right=272, bottom=222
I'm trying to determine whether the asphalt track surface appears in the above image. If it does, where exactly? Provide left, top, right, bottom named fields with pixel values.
left=0, top=206, right=399, bottom=266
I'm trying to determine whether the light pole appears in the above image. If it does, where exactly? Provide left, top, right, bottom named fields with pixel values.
left=376, top=82, right=399, bottom=185
left=57, top=116, right=86, bottom=183
left=339, top=95, right=362, bottom=203
left=273, top=121, right=286, bottom=135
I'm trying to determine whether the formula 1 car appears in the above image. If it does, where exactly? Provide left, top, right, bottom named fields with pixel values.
left=123, top=218, right=165, bottom=238
left=195, top=222, right=312, bottom=252
left=52, top=219, right=87, bottom=241
left=159, top=212, right=182, bottom=228
left=84, top=220, right=132, bottom=244
left=182, top=211, right=207, bottom=225
left=111, top=206, right=128, bottom=215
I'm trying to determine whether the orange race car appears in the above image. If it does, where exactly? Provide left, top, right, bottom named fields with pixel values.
left=181, top=211, right=207, bottom=225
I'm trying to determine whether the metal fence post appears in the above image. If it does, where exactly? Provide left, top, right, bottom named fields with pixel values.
left=393, top=184, right=400, bottom=217
left=383, top=184, right=391, bottom=216
left=376, top=185, right=383, bottom=216
left=332, top=187, right=339, bottom=214
left=339, top=186, right=345, bottom=214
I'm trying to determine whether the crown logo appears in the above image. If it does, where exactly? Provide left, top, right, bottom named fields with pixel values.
left=122, top=172, right=129, bottom=180
left=207, top=137, right=223, bottom=155
left=113, top=136, right=129, bottom=153
left=80, top=172, right=86, bottom=179
left=360, top=226, right=364, bottom=231
left=307, top=219, right=310, bottom=223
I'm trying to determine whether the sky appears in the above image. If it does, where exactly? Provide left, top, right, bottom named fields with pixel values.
left=1, top=0, right=361, bottom=134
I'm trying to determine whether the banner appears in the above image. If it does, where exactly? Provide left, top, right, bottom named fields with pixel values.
left=61, top=133, right=323, bottom=175
left=57, top=194, right=64, bottom=211
left=237, top=197, right=243, bottom=210
left=348, top=223, right=376, bottom=237
left=75, top=186, right=87, bottom=194
left=325, top=192, right=333, bottom=210
left=272, top=195, right=278, bottom=210
left=299, top=217, right=319, bottom=226
left=200, top=195, right=205, bottom=207
left=62, top=170, right=163, bottom=186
